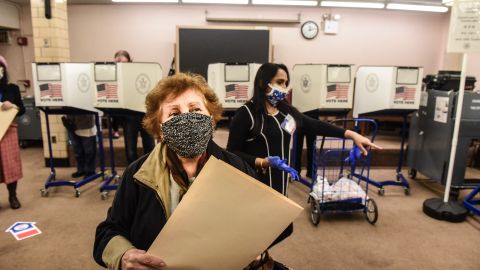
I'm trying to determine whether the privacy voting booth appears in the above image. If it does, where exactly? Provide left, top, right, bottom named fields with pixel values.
left=351, top=66, right=424, bottom=195
left=207, top=63, right=261, bottom=110
left=92, top=62, right=162, bottom=198
left=33, top=63, right=99, bottom=112
left=292, top=64, right=354, bottom=113
left=93, top=62, right=163, bottom=113
left=291, top=64, right=354, bottom=188
left=32, top=62, right=104, bottom=197
left=353, top=66, right=423, bottom=117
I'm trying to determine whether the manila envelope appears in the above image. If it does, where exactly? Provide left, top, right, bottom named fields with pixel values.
left=148, top=156, right=303, bottom=270
left=0, top=102, right=18, bottom=140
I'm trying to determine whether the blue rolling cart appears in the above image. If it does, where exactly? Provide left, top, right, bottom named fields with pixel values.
left=306, top=118, right=379, bottom=226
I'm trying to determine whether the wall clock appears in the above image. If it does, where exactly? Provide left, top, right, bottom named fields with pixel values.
left=301, top=21, right=319, bottom=40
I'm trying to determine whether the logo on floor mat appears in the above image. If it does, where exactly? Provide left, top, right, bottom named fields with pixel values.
left=5, top=222, right=42, bottom=240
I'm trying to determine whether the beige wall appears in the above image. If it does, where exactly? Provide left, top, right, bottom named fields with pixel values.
left=2, top=4, right=480, bottom=93
left=69, top=5, right=449, bottom=76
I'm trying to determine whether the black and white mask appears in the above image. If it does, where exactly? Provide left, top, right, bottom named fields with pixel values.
left=161, top=112, right=213, bottom=159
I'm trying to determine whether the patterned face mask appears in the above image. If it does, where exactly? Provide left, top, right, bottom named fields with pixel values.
left=266, top=83, right=288, bottom=107
left=161, top=112, right=213, bottom=159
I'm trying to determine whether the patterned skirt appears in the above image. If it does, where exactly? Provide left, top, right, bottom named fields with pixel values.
left=0, top=124, right=23, bottom=184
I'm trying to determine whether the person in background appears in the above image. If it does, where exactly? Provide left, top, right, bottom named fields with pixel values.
left=114, top=50, right=155, bottom=164
left=0, top=55, right=25, bottom=209
left=227, top=63, right=381, bottom=267
left=67, top=114, right=97, bottom=178
left=93, top=73, right=256, bottom=270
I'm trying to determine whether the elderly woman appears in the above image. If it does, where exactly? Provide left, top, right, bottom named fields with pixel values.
left=0, top=55, right=25, bottom=209
left=93, top=73, right=256, bottom=270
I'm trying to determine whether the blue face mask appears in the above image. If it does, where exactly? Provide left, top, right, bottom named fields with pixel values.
left=266, top=84, right=288, bottom=107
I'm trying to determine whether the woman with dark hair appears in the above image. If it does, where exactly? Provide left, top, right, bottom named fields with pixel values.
left=114, top=50, right=155, bottom=164
left=227, top=63, right=380, bottom=251
left=0, top=55, right=25, bottom=209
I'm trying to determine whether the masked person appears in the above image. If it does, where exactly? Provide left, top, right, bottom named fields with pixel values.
left=93, top=73, right=256, bottom=270
left=0, top=55, right=25, bottom=209
left=227, top=63, right=381, bottom=261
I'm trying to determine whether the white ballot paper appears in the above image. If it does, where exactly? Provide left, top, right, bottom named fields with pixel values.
left=0, top=102, right=18, bottom=140
left=148, top=156, right=303, bottom=270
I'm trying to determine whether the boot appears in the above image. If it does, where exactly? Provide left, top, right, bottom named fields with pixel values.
left=9, top=196, right=21, bottom=209
left=7, top=182, right=21, bottom=209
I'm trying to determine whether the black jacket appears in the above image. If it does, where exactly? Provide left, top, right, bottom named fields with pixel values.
left=0, top=83, right=25, bottom=117
left=93, top=140, right=256, bottom=268
left=227, top=101, right=346, bottom=195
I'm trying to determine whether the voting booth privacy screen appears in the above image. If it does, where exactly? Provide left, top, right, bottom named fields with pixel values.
left=208, top=63, right=261, bottom=110
left=33, top=63, right=98, bottom=112
left=292, top=64, right=354, bottom=112
left=353, top=66, right=424, bottom=116
left=93, top=62, right=163, bottom=113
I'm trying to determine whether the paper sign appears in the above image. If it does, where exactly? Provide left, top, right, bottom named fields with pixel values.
left=435, top=96, right=450, bottom=123
left=148, top=157, right=303, bottom=270
left=0, top=102, right=18, bottom=140
left=447, top=0, right=480, bottom=53
left=5, top=222, right=42, bottom=241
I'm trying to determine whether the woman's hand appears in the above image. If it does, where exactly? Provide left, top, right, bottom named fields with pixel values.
left=121, top=249, right=167, bottom=270
left=345, top=130, right=382, bottom=156
left=1, top=101, right=16, bottom=111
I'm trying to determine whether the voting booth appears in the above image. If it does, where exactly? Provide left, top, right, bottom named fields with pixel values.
left=351, top=66, right=424, bottom=195
left=207, top=63, right=261, bottom=110
left=292, top=64, right=354, bottom=113
left=90, top=62, right=162, bottom=198
left=32, top=63, right=105, bottom=197
left=93, top=62, right=163, bottom=113
left=33, top=63, right=98, bottom=112
left=353, top=66, right=423, bottom=117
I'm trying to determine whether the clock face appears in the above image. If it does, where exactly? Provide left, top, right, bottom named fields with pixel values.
left=301, top=21, right=319, bottom=40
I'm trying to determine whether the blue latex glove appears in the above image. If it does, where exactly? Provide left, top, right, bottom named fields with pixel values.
left=266, top=156, right=300, bottom=181
left=346, top=145, right=362, bottom=168
left=350, top=145, right=362, bottom=160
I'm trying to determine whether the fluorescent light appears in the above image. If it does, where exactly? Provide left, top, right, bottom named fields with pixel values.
left=320, top=1, right=384, bottom=9
left=387, top=3, right=449, bottom=12
left=112, top=0, right=178, bottom=3
left=252, top=0, right=319, bottom=6
left=183, top=0, right=248, bottom=3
